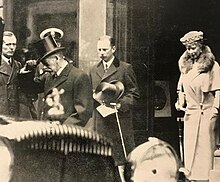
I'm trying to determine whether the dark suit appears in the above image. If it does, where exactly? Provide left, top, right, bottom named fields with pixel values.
left=0, top=58, right=34, bottom=119
left=87, top=58, right=140, bottom=166
left=33, top=63, right=93, bottom=126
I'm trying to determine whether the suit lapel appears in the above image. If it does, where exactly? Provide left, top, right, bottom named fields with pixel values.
left=0, top=60, right=11, bottom=76
left=0, top=59, right=20, bottom=84
left=100, top=58, right=120, bottom=81
left=101, top=64, right=117, bottom=81
left=8, top=59, right=20, bottom=84
left=96, top=61, right=105, bottom=79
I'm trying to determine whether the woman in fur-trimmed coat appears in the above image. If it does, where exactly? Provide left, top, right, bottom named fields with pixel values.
left=175, top=31, right=220, bottom=182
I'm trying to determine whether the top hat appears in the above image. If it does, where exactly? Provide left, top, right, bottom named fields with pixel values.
left=40, top=28, right=64, bottom=40
left=180, top=31, right=204, bottom=45
left=34, top=34, right=65, bottom=61
left=93, top=80, right=124, bottom=104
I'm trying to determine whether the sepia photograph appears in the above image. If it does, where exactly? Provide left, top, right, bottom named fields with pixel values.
left=0, top=0, right=220, bottom=181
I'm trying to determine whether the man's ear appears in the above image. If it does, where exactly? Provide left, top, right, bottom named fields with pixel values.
left=41, top=60, right=47, bottom=66
left=54, top=55, right=59, bottom=61
left=112, top=46, right=116, bottom=53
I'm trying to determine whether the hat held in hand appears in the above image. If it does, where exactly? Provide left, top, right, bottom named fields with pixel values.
left=93, top=80, right=124, bottom=104
left=34, top=34, right=65, bottom=61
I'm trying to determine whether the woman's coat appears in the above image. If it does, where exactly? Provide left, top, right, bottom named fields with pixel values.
left=178, top=46, right=220, bottom=180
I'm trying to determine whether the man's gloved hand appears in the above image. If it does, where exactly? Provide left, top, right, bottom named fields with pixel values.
left=109, top=102, right=121, bottom=110
left=25, top=60, right=39, bottom=71
left=116, top=102, right=121, bottom=110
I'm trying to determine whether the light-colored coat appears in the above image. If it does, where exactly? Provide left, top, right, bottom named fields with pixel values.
left=177, top=46, right=220, bottom=180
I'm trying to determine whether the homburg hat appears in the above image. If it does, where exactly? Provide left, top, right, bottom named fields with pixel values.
left=93, top=80, right=124, bottom=104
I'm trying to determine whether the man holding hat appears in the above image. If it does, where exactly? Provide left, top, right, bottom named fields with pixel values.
left=21, top=34, right=93, bottom=126
left=176, top=31, right=220, bottom=182
left=87, top=35, right=140, bottom=182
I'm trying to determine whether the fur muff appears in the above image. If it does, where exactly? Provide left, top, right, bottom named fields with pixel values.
left=178, top=46, right=215, bottom=74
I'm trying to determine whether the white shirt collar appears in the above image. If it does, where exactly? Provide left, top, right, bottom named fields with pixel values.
left=2, top=55, right=11, bottom=65
left=56, top=61, right=68, bottom=76
left=102, top=56, right=115, bottom=68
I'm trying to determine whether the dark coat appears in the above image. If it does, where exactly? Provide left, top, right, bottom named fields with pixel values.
left=0, top=58, right=34, bottom=119
left=34, top=63, right=93, bottom=126
left=86, top=57, right=140, bottom=166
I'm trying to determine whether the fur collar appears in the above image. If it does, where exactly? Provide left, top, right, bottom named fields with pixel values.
left=178, top=46, right=215, bottom=74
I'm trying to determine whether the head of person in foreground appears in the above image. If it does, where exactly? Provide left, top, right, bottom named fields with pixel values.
left=125, top=137, right=180, bottom=182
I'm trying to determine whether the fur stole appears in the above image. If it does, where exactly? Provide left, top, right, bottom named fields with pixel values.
left=178, top=46, right=215, bottom=74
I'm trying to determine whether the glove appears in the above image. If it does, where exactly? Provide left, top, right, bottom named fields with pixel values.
left=25, top=60, right=39, bottom=71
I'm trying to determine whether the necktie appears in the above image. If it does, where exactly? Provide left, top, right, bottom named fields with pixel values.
left=8, top=59, right=12, bottom=67
left=104, top=63, right=108, bottom=72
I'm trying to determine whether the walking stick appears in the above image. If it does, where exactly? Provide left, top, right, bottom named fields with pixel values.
left=177, top=117, right=184, bottom=164
left=110, top=103, right=127, bottom=159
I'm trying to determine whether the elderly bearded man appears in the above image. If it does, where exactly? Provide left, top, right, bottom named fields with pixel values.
left=20, top=34, right=93, bottom=126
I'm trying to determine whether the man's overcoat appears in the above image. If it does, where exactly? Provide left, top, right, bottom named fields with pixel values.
left=0, top=59, right=34, bottom=119
left=87, top=58, right=140, bottom=166
left=34, top=63, right=93, bottom=126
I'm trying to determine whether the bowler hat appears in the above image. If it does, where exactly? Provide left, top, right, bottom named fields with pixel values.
left=93, top=80, right=124, bottom=104
left=40, top=27, right=64, bottom=40
left=34, top=34, right=65, bottom=61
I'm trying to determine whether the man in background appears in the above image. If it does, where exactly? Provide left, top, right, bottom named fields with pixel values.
left=0, top=31, right=36, bottom=119
left=87, top=35, right=140, bottom=182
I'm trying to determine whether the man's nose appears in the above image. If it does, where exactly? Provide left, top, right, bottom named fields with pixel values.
left=9, top=45, right=15, bottom=49
left=99, top=50, right=104, bottom=54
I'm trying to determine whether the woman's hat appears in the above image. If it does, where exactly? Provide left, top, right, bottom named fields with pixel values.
left=40, top=28, right=64, bottom=40
left=34, top=34, right=65, bottom=61
left=93, top=80, right=124, bottom=104
left=180, top=31, right=204, bottom=45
